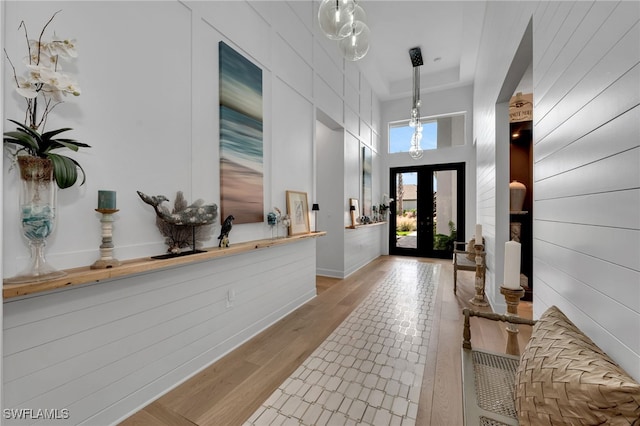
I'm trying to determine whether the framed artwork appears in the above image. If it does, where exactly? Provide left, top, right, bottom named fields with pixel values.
left=362, top=145, right=372, bottom=217
left=349, top=198, right=360, bottom=227
left=286, top=190, right=310, bottom=235
left=219, top=41, right=264, bottom=224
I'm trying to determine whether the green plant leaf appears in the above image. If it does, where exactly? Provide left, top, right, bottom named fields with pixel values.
left=67, top=156, right=87, bottom=186
left=48, top=153, right=79, bottom=189
left=7, top=120, right=42, bottom=143
left=3, top=131, right=39, bottom=154
left=41, top=127, right=74, bottom=140
left=55, top=138, right=91, bottom=148
left=46, top=138, right=91, bottom=153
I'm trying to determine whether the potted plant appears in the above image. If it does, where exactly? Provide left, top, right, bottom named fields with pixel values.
left=3, top=10, right=90, bottom=189
left=3, top=11, right=90, bottom=283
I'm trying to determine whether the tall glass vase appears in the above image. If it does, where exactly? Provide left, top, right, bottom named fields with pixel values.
left=6, top=156, right=66, bottom=283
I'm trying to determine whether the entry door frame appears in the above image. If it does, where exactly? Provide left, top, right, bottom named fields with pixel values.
left=389, top=162, right=465, bottom=258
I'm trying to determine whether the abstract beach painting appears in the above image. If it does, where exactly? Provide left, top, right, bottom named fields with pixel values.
left=219, top=41, right=264, bottom=224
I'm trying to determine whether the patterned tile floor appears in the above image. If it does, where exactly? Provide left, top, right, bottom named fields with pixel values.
left=245, top=261, right=440, bottom=426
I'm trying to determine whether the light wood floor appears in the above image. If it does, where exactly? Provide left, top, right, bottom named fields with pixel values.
left=121, top=256, right=532, bottom=426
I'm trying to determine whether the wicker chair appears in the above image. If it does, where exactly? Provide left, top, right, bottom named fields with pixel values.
left=453, top=240, right=485, bottom=295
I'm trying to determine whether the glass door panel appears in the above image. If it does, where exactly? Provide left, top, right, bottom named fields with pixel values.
left=394, top=172, right=417, bottom=250
left=432, top=170, right=458, bottom=252
left=390, top=163, right=464, bottom=258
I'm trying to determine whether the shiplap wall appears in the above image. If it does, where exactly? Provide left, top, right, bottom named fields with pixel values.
left=344, top=225, right=385, bottom=277
left=531, top=0, right=640, bottom=379
left=4, top=241, right=317, bottom=425
left=2, top=0, right=382, bottom=423
left=475, top=1, right=639, bottom=379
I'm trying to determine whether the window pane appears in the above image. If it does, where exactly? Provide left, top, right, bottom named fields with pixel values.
left=389, top=113, right=465, bottom=153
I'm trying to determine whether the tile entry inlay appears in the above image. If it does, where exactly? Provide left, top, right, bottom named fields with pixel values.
left=245, top=261, right=440, bottom=425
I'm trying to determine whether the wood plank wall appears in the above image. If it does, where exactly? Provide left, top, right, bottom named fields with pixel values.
left=476, top=0, right=639, bottom=380
left=531, top=0, right=640, bottom=379
left=344, top=225, right=386, bottom=277
left=3, top=240, right=317, bottom=425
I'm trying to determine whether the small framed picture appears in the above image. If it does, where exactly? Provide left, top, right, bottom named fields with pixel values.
left=286, top=190, right=310, bottom=235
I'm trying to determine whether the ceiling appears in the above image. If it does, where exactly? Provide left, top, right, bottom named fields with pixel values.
left=351, top=1, right=487, bottom=101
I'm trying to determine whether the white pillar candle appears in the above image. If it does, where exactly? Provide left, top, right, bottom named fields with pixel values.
left=475, top=224, right=483, bottom=245
left=504, top=241, right=521, bottom=289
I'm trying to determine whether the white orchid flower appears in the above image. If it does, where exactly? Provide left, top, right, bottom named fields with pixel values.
left=25, top=64, right=50, bottom=82
left=38, top=67, right=63, bottom=88
left=40, top=52, right=60, bottom=70
left=7, top=12, right=81, bottom=134
left=63, top=81, right=81, bottom=96
left=15, top=77, right=38, bottom=98
left=46, top=86, right=65, bottom=102
left=47, top=34, right=78, bottom=59
left=28, top=39, right=51, bottom=58
left=38, top=69, right=78, bottom=93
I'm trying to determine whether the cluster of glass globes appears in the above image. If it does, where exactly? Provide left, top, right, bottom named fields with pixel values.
left=408, top=105, right=424, bottom=160
left=318, top=0, right=370, bottom=61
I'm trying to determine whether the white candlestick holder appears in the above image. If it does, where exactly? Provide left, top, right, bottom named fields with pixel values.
left=91, top=209, right=121, bottom=269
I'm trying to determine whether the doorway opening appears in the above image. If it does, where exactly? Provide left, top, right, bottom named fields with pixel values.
left=389, top=163, right=465, bottom=258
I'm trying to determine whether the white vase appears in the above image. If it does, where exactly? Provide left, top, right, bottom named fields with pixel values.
left=509, top=180, right=526, bottom=212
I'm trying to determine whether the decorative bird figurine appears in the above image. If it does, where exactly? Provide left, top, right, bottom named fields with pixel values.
left=218, top=214, right=235, bottom=247
left=137, top=191, right=218, bottom=226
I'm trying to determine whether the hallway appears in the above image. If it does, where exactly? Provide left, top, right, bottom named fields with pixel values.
left=121, top=256, right=532, bottom=425
left=245, top=260, right=439, bottom=424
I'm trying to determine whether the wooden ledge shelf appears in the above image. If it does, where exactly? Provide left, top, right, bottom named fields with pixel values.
left=3, top=232, right=326, bottom=300
left=346, top=221, right=387, bottom=230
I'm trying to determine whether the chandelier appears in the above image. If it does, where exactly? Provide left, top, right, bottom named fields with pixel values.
left=408, top=47, right=423, bottom=160
left=318, top=0, right=370, bottom=61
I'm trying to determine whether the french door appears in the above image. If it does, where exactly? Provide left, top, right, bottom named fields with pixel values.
left=389, top=163, right=465, bottom=258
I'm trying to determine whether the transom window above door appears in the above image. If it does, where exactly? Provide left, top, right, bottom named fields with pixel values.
left=389, top=112, right=466, bottom=154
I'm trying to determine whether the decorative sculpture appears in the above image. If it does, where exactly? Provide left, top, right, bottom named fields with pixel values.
left=218, top=215, right=235, bottom=247
left=137, top=190, right=217, bottom=256
left=137, top=191, right=217, bottom=226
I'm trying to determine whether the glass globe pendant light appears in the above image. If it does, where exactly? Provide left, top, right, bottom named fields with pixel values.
left=318, top=0, right=370, bottom=62
left=409, top=125, right=424, bottom=160
left=338, top=20, right=370, bottom=61
left=318, top=0, right=355, bottom=40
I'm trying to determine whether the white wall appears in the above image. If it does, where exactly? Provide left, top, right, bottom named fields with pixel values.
left=474, top=1, right=640, bottom=379
left=1, top=0, right=383, bottom=423
left=316, top=99, right=384, bottom=279
left=4, top=241, right=317, bottom=425
left=531, top=0, right=639, bottom=379
left=316, top=119, right=345, bottom=277
left=314, top=29, right=384, bottom=279
left=0, top=0, right=5, bottom=416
